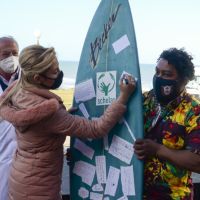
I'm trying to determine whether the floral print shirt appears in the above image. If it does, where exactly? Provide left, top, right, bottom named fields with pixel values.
left=143, top=90, right=200, bottom=200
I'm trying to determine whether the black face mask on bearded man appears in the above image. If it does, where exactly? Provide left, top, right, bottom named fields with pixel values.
left=153, top=75, right=184, bottom=105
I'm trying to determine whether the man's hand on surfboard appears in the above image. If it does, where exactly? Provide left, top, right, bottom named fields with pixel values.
left=134, top=139, right=162, bottom=160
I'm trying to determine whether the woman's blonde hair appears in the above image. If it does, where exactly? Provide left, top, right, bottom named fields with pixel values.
left=0, top=45, right=56, bottom=106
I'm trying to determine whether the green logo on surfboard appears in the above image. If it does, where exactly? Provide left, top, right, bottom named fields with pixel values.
left=96, top=71, right=116, bottom=106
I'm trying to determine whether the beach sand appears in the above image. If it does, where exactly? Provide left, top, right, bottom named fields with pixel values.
left=52, top=88, right=74, bottom=109
left=52, top=88, right=74, bottom=147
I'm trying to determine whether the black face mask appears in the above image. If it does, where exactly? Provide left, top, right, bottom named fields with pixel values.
left=153, top=75, right=183, bottom=105
left=41, top=70, right=64, bottom=89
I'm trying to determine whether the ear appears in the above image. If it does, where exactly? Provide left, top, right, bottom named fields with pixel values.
left=33, top=74, right=42, bottom=84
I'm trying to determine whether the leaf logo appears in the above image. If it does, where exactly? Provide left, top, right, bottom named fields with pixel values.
left=97, top=72, right=115, bottom=96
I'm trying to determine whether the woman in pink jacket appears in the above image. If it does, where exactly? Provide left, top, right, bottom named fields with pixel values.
left=0, top=45, right=135, bottom=200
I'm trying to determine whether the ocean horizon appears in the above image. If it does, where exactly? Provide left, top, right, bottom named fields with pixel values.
left=59, top=61, right=155, bottom=91
left=59, top=61, right=200, bottom=93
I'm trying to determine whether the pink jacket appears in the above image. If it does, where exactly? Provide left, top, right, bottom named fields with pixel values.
left=0, top=85, right=126, bottom=200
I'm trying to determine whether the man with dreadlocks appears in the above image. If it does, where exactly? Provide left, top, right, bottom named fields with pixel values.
left=0, top=44, right=136, bottom=200
left=134, top=48, right=200, bottom=200
left=0, top=36, right=19, bottom=200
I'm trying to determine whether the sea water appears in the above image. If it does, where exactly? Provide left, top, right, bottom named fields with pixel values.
left=59, top=61, right=155, bottom=91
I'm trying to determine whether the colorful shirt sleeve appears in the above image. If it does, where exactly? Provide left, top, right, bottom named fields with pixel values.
left=185, top=104, right=200, bottom=154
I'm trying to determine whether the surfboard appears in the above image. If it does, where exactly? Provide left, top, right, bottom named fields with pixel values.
left=70, top=0, right=144, bottom=199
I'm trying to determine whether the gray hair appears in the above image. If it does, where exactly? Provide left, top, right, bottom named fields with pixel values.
left=0, top=36, right=19, bottom=48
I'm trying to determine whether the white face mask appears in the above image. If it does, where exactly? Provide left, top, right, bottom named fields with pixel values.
left=0, top=56, right=19, bottom=74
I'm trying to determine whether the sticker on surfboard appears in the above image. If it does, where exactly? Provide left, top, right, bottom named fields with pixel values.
left=96, top=71, right=116, bottom=106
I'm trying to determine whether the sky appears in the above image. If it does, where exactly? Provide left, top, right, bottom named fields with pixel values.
left=1, top=0, right=200, bottom=64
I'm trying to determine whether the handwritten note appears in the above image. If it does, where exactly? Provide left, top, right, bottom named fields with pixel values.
left=74, top=138, right=94, bottom=160
left=90, top=192, right=103, bottom=200
left=108, top=135, right=133, bottom=164
left=75, top=79, right=96, bottom=103
left=103, top=135, right=109, bottom=150
left=121, top=165, right=135, bottom=196
left=104, top=166, right=120, bottom=196
left=79, top=103, right=90, bottom=119
left=117, top=196, right=128, bottom=200
left=112, top=34, right=130, bottom=54
left=78, top=187, right=89, bottom=199
left=122, top=118, right=136, bottom=142
left=92, top=184, right=103, bottom=192
left=73, top=161, right=95, bottom=186
left=95, top=156, right=107, bottom=184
